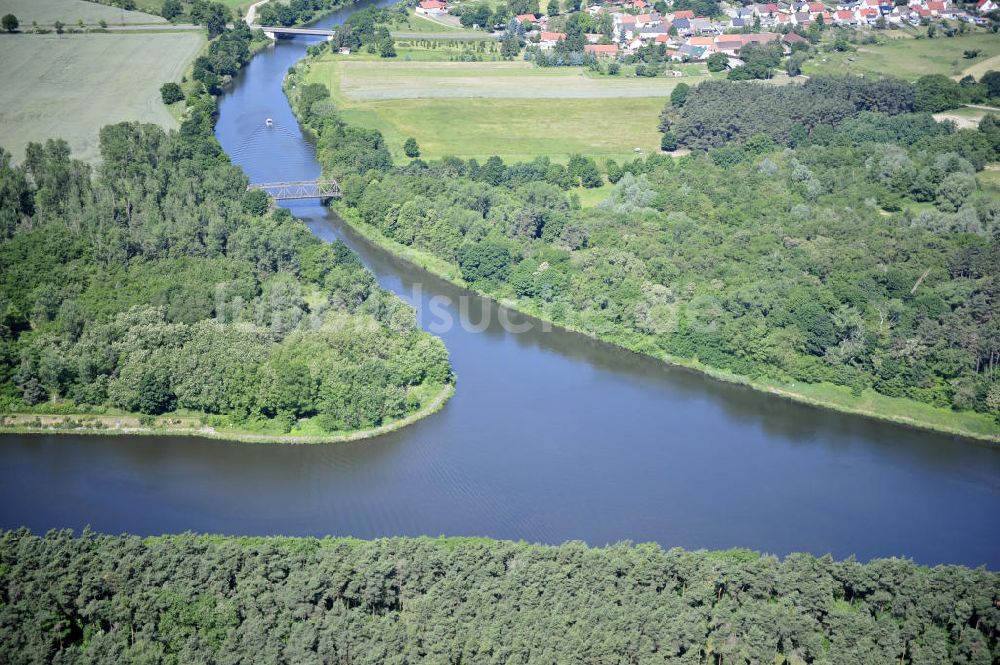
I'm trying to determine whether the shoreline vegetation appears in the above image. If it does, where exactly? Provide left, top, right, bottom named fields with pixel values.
left=0, top=383, right=453, bottom=444
left=283, top=44, right=1000, bottom=444
left=330, top=204, right=1000, bottom=444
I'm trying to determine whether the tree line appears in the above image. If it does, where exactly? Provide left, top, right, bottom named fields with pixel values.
left=255, top=0, right=349, bottom=27
left=288, top=70, right=1000, bottom=426
left=1, top=529, right=996, bottom=664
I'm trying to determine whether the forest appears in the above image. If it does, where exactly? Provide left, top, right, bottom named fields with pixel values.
left=288, top=69, right=1000, bottom=431
left=0, top=23, right=452, bottom=434
left=0, top=529, right=997, bottom=664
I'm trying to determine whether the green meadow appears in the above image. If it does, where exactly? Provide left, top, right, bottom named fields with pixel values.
left=803, top=33, right=1000, bottom=80
left=303, top=56, right=708, bottom=162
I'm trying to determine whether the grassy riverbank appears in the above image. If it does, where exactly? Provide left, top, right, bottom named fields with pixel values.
left=329, top=203, right=1000, bottom=444
left=0, top=383, right=454, bottom=444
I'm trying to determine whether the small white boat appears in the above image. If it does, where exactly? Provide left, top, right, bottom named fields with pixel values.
left=265, top=118, right=273, bottom=127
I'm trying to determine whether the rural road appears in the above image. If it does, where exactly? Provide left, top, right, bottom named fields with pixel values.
left=245, top=0, right=270, bottom=27
left=104, top=23, right=199, bottom=31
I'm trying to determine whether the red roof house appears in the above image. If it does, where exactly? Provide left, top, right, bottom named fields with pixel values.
left=584, top=44, right=620, bottom=55
left=416, top=0, right=449, bottom=15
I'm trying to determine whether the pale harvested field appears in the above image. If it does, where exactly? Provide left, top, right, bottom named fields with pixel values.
left=0, top=0, right=165, bottom=25
left=959, top=53, right=1000, bottom=81
left=0, top=32, right=204, bottom=163
left=337, top=61, right=700, bottom=101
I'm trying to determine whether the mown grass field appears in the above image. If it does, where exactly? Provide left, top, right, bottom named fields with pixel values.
left=389, top=10, right=471, bottom=33
left=803, top=33, right=1000, bottom=80
left=0, top=32, right=204, bottom=163
left=304, top=57, right=707, bottom=162
left=0, top=0, right=165, bottom=25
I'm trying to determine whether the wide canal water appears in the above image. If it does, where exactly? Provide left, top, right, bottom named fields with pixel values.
left=2, top=1, right=998, bottom=567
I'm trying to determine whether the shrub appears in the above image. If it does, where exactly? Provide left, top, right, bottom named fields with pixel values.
left=160, top=82, right=185, bottom=105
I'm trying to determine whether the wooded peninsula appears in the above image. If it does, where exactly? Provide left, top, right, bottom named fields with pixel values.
left=0, top=23, right=453, bottom=441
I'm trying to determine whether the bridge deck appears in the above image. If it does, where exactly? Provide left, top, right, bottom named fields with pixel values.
left=258, top=26, right=336, bottom=36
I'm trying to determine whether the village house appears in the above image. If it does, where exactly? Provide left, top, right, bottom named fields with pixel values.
left=976, top=0, right=997, bottom=12
left=415, top=0, right=449, bottom=16
left=833, top=8, right=858, bottom=24
left=675, top=43, right=708, bottom=60
left=584, top=44, right=620, bottom=56
left=689, top=17, right=718, bottom=33
left=687, top=35, right=717, bottom=53
left=672, top=17, right=692, bottom=34
left=781, top=32, right=809, bottom=46
left=538, top=31, right=566, bottom=48
left=637, top=25, right=668, bottom=40
left=714, top=33, right=745, bottom=55
left=515, top=13, right=538, bottom=24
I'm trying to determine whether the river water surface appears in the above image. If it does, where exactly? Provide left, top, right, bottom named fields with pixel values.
left=2, top=2, right=999, bottom=567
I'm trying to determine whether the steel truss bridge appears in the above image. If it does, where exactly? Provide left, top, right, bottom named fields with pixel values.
left=248, top=180, right=341, bottom=200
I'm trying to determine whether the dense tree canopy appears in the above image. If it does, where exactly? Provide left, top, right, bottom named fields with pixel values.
left=1, top=530, right=997, bottom=664
left=662, top=76, right=917, bottom=150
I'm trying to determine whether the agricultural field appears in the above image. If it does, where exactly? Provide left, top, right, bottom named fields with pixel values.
left=803, top=32, right=1000, bottom=80
left=0, top=0, right=165, bottom=25
left=961, top=53, right=1000, bottom=80
left=0, top=32, right=204, bottom=163
left=304, top=57, right=710, bottom=162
